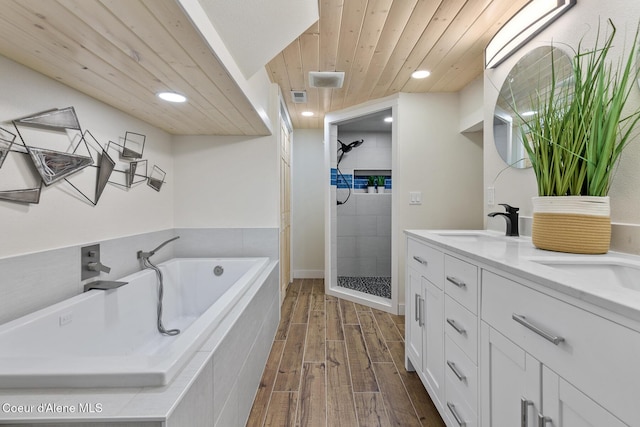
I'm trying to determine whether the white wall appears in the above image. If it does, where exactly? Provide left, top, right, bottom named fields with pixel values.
left=0, top=55, right=174, bottom=259
left=459, top=75, right=484, bottom=133
left=396, top=92, right=484, bottom=302
left=291, top=128, right=324, bottom=278
left=483, top=0, right=640, bottom=253
left=172, top=85, right=280, bottom=228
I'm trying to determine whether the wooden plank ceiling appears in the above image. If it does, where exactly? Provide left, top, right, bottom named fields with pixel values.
left=0, top=0, right=530, bottom=134
left=270, top=0, right=530, bottom=129
left=0, top=0, right=271, bottom=136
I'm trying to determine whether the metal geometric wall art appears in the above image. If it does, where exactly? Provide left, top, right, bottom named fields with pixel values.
left=14, top=107, right=81, bottom=131
left=95, top=150, right=116, bottom=202
left=0, top=182, right=42, bottom=204
left=27, top=146, right=93, bottom=185
left=1, top=106, right=166, bottom=206
left=147, top=165, right=166, bottom=192
left=121, top=131, right=145, bottom=159
left=126, top=159, right=147, bottom=188
left=0, top=127, right=16, bottom=169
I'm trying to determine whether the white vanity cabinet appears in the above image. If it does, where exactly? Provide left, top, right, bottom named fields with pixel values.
left=406, top=238, right=480, bottom=426
left=406, top=238, right=445, bottom=408
left=481, top=270, right=637, bottom=427
left=405, top=230, right=640, bottom=427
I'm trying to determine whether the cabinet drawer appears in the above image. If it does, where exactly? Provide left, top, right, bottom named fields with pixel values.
left=408, top=238, right=444, bottom=288
left=445, top=335, right=478, bottom=414
left=445, top=255, right=478, bottom=314
left=445, top=374, right=477, bottom=427
left=445, top=295, right=477, bottom=364
left=482, top=270, right=640, bottom=427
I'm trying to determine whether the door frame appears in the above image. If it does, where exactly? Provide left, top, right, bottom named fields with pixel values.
left=323, top=95, right=399, bottom=314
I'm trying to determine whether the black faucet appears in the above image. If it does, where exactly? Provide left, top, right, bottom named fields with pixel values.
left=488, top=203, right=519, bottom=237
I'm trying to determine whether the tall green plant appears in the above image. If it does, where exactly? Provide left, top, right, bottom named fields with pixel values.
left=521, top=20, right=640, bottom=196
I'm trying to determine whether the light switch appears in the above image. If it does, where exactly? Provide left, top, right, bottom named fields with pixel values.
left=409, top=191, right=422, bottom=205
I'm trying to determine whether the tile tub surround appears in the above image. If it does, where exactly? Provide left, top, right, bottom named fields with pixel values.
left=0, top=259, right=279, bottom=426
left=0, top=227, right=278, bottom=326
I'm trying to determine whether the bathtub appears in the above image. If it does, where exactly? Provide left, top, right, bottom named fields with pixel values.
left=0, top=257, right=272, bottom=388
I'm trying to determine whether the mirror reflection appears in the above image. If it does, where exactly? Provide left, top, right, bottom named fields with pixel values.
left=494, top=46, right=573, bottom=169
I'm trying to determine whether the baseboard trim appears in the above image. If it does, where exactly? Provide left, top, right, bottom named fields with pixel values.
left=293, top=269, right=324, bottom=279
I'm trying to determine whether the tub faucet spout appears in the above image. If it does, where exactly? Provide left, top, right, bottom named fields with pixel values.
left=137, top=236, right=180, bottom=260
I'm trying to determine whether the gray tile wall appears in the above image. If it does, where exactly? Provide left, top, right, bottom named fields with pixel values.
left=0, top=228, right=278, bottom=325
left=337, top=193, right=391, bottom=277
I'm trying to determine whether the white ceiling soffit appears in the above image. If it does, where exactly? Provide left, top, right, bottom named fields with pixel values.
left=197, top=0, right=318, bottom=79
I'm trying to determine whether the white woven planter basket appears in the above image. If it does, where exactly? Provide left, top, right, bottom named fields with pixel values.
left=531, top=196, right=611, bottom=254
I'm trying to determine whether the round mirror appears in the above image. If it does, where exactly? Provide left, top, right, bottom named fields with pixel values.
left=494, top=46, right=573, bottom=168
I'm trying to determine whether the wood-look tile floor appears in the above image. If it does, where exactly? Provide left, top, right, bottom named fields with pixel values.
left=247, top=279, right=446, bottom=427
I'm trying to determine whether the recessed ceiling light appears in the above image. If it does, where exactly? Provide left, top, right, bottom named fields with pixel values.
left=301, top=111, right=314, bottom=117
left=384, top=117, right=393, bottom=123
left=411, top=70, right=431, bottom=79
left=157, top=92, right=187, bottom=103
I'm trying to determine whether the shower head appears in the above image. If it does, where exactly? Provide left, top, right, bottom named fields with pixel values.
left=338, top=139, right=364, bottom=153
left=337, top=139, right=364, bottom=165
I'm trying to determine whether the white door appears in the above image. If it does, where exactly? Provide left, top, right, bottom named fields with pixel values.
left=279, top=118, right=292, bottom=302
left=541, top=367, right=625, bottom=427
left=481, top=323, right=541, bottom=427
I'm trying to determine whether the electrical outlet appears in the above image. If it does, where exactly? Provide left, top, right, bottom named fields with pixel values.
left=487, top=187, right=495, bottom=206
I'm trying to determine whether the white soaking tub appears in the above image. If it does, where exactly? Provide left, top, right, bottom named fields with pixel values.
left=0, top=257, right=271, bottom=388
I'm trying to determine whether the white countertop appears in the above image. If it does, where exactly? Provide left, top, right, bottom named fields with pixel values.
left=405, top=229, right=640, bottom=329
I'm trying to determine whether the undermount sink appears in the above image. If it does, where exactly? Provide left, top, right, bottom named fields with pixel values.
left=529, top=257, right=640, bottom=292
left=434, top=231, right=505, bottom=243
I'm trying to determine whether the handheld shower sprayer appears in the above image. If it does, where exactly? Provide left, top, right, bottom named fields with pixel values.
left=336, top=139, right=364, bottom=205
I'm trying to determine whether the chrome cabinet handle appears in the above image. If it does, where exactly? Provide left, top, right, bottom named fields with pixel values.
left=447, top=360, right=466, bottom=382
left=446, top=275, right=466, bottom=288
left=413, top=255, right=428, bottom=265
left=521, top=398, right=533, bottom=427
left=538, top=414, right=552, bottom=427
left=446, top=318, right=466, bottom=335
left=512, top=314, right=565, bottom=345
left=419, top=297, right=425, bottom=327
left=447, top=402, right=466, bottom=426
left=415, top=294, right=420, bottom=323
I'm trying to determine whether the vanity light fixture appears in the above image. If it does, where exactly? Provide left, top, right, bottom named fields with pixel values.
left=301, top=111, right=314, bottom=117
left=384, top=117, right=393, bottom=123
left=156, top=91, right=187, bottom=103
left=411, top=70, right=431, bottom=79
left=521, top=110, right=537, bottom=117
left=485, top=0, right=576, bottom=69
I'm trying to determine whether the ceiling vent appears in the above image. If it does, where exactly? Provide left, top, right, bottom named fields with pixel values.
left=309, top=71, right=345, bottom=88
left=291, top=90, right=307, bottom=103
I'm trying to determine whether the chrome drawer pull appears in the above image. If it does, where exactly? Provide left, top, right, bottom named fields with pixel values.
left=538, top=414, right=552, bottom=427
left=446, top=360, right=466, bottom=382
left=447, top=402, right=467, bottom=426
left=512, top=314, right=565, bottom=345
left=446, top=318, right=466, bottom=335
left=413, top=255, right=428, bottom=265
left=521, top=398, right=533, bottom=427
left=446, top=276, right=466, bottom=288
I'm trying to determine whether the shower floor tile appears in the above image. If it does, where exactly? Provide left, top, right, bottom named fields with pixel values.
left=337, top=276, right=391, bottom=299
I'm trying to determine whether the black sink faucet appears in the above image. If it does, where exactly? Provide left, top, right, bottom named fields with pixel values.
left=488, top=203, right=519, bottom=237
